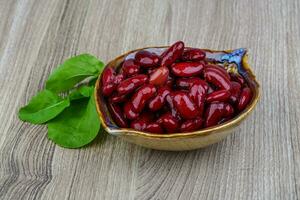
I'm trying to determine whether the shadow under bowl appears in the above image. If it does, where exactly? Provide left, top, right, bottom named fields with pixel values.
left=95, top=46, right=261, bottom=151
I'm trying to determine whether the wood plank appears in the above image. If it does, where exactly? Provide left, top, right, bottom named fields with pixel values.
left=0, top=0, right=299, bottom=199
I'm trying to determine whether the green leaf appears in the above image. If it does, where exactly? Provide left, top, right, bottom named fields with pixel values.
left=47, top=92, right=100, bottom=148
left=46, top=54, right=104, bottom=93
left=69, top=85, right=94, bottom=100
left=18, top=90, right=70, bottom=124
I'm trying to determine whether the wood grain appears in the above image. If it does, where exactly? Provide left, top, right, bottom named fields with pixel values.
left=0, top=0, right=299, bottom=199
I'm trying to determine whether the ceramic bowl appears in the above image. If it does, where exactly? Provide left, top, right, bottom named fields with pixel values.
left=95, top=46, right=260, bottom=151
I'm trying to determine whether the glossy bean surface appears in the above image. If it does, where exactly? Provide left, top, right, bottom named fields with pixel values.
left=149, top=66, right=169, bottom=86
left=204, top=67, right=231, bottom=90
left=181, top=48, right=206, bottom=61
left=135, top=50, right=160, bottom=67
left=171, top=62, right=204, bottom=77
left=180, top=117, right=203, bottom=132
left=107, top=102, right=127, bottom=127
left=157, top=113, right=179, bottom=133
left=117, top=74, right=148, bottom=95
left=171, top=91, right=200, bottom=119
left=148, top=86, right=171, bottom=111
left=206, top=90, right=231, bottom=103
left=161, top=41, right=184, bottom=67
left=237, top=87, right=252, bottom=111
left=122, top=59, right=140, bottom=76
left=131, top=84, right=157, bottom=113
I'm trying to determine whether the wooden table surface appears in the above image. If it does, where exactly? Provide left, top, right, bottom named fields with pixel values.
left=0, top=0, right=299, bottom=199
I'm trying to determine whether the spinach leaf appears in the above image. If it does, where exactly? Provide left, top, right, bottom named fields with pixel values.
left=18, top=90, right=70, bottom=124
left=46, top=54, right=104, bottom=93
left=69, top=85, right=94, bottom=100
left=47, top=91, right=100, bottom=148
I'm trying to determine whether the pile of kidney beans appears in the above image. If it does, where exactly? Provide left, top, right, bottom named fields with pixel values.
left=101, top=41, right=253, bottom=133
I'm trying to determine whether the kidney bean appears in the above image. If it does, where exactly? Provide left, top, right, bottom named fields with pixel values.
left=130, top=119, right=147, bottom=131
left=130, top=112, right=153, bottom=131
left=229, top=81, right=241, bottom=103
left=114, top=73, right=125, bottom=85
left=102, top=67, right=116, bottom=96
left=107, top=102, right=127, bottom=128
left=144, top=123, right=164, bottom=133
left=171, top=62, right=204, bottom=77
left=224, top=103, right=234, bottom=117
left=122, top=59, right=140, bottom=76
left=230, top=73, right=245, bottom=85
left=237, top=87, right=252, bottom=111
left=204, top=67, right=231, bottom=90
left=206, top=64, right=230, bottom=80
left=171, top=91, right=200, bottom=119
left=206, top=90, right=231, bottom=103
left=148, top=86, right=171, bottom=111
left=102, top=84, right=116, bottom=97
left=165, top=94, right=181, bottom=120
left=149, top=66, right=169, bottom=86
left=181, top=48, right=206, bottom=61
left=135, top=50, right=160, bottom=67
left=157, top=112, right=179, bottom=133
left=180, top=117, right=203, bottom=132
left=161, top=41, right=185, bottom=67
left=110, top=93, right=127, bottom=103
left=189, top=80, right=208, bottom=116
left=204, top=102, right=234, bottom=127
left=131, top=84, right=157, bottom=113
left=117, top=74, right=148, bottom=95
left=176, top=77, right=207, bottom=89
left=124, top=101, right=139, bottom=120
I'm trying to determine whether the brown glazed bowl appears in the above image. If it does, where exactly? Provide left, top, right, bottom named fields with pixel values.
left=95, top=46, right=260, bottom=151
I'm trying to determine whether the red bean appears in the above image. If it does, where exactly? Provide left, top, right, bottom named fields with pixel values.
left=181, top=48, right=206, bottom=61
left=206, top=90, right=231, bottom=103
left=130, top=119, right=147, bottom=131
left=189, top=80, right=208, bottom=116
left=204, top=102, right=234, bottom=127
left=135, top=50, right=160, bottom=67
left=102, top=67, right=116, bottom=96
left=110, top=93, right=127, bottom=103
left=180, top=117, right=203, bottom=132
left=157, top=113, right=179, bottom=133
left=161, top=41, right=185, bottom=67
left=165, top=94, right=181, bottom=119
left=122, top=59, right=140, bottom=76
left=171, top=62, right=204, bottom=77
left=130, top=112, right=153, bottom=131
left=107, top=102, right=128, bottom=128
left=176, top=77, right=207, bottom=89
left=124, top=101, right=139, bottom=120
left=229, top=81, right=241, bottom=103
left=206, top=64, right=230, bottom=80
left=144, top=123, right=164, bottom=133
left=237, top=87, right=252, bottom=111
left=149, top=66, right=169, bottom=86
left=204, top=67, right=231, bottom=90
left=171, top=91, right=200, bottom=119
left=131, top=84, right=157, bottom=113
left=230, top=73, right=245, bottom=85
left=117, top=74, right=148, bottom=95
left=114, top=73, right=125, bottom=85
left=148, top=86, right=171, bottom=111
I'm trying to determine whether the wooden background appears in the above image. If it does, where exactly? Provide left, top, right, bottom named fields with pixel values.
left=0, top=0, right=299, bottom=199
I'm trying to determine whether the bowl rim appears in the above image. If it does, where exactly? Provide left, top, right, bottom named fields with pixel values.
left=94, top=46, right=261, bottom=139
